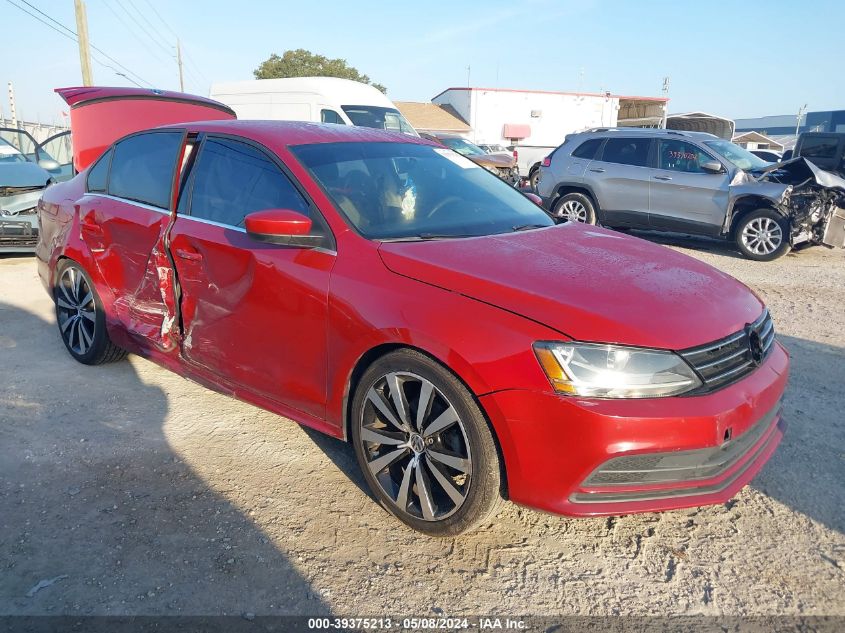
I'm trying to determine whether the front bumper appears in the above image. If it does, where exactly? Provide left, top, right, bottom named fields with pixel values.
left=0, top=215, right=39, bottom=249
left=479, top=340, right=789, bottom=517
left=1, top=189, right=40, bottom=249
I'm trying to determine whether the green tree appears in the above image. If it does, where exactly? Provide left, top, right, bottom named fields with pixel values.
left=253, top=49, right=387, bottom=93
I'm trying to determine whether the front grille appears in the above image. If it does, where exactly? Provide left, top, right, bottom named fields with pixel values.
left=680, top=310, right=775, bottom=393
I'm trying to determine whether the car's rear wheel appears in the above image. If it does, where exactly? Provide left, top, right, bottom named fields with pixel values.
left=552, top=192, right=597, bottom=224
left=735, top=209, right=791, bottom=261
left=54, top=259, right=127, bottom=365
left=351, top=349, right=502, bottom=536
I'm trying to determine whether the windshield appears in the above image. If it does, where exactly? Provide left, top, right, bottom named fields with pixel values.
left=291, top=141, right=553, bottom=240
left=439, top=137, right=486, bottom=157
left=704, top=140, right=771, bottom=172
left=0, top=137, right=28, bottom=164
left=340, top=105, right=418, bottom=136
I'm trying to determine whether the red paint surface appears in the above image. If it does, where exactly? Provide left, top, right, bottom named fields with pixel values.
left=37, top=118, right=788, bottom=518
left=244, top=209, right=312, bottom=236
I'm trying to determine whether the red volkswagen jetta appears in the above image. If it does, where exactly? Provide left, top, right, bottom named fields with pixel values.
left=37, top=91, right=788, bottom=535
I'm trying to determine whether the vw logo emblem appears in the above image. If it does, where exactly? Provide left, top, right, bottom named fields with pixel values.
left=746, top=327, right=764, bottom=366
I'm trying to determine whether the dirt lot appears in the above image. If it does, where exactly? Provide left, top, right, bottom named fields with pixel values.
left=1, top=237, right=843, bottom=619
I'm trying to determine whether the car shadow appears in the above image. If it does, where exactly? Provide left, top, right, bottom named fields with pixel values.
left=749, top=335, right=845, bottom=534
left=0, top=299, right=334, bottom=619
left=300, top=428, right=374, bottom=503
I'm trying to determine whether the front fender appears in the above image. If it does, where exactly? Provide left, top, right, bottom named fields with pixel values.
left=724, top=183, right=791, bottom=234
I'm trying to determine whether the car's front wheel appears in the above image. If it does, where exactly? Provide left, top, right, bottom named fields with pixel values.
left=54, top=259, right=127, bottom=365
left=552, top=192, right=597, bottom=224
left=734, top=209, right=791, bottom=261
left=351, top=349, right=502, bottom=536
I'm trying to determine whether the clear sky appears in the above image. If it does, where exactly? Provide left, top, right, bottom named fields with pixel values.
left=3, top=0, right=843, bottom=125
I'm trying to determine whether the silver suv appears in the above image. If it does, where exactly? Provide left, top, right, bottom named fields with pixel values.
left=536, top=128, right=845, bottom=261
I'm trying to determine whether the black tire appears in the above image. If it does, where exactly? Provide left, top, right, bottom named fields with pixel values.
left=351, top=349, right=502, bottom=536
left=54, top=259, right=127, bottom=365
left=734, top=209, right=791, bottom=261
left=529, top=168, right=540, bottom=192
left=551, top=192, right=597, bottom=224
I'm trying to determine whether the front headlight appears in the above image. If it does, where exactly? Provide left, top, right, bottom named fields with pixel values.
left=534, top=342, right=702, bottom=398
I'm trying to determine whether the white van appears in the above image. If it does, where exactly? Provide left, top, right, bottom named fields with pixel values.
left=209, top=77, right=418, bottom=136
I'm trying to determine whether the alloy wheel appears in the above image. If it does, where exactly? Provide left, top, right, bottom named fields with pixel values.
left=558, top=199, right=588, bottom=222
left=56, top=266, right=97, bottom=355
left=741, top=217, right=783, bottom=256
left=360, top=372, right=472, bottom=521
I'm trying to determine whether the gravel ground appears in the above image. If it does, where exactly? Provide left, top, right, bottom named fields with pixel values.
left=0, top=237, right=843, bottom=619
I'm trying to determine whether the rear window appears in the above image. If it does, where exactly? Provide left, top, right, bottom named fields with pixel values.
left=108, top=132, right=183, bottom=209
left=600, top=138, right=651, bottom=167
left=86, top=149, right=111, bottom=193
left=571, top=138, right=603, bottom=159
left=799, top=136, right=839, bottom=160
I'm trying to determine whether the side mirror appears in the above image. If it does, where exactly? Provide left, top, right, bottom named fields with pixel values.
left=701, top=160, right=724, bottom=174
left=523, top=192, right=543, bottom=206
left=38, top=158, right=61, bottom=172
left=244, top=209, right=321, bottom=247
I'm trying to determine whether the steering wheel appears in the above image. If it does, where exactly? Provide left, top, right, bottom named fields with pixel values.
left=426, top=196, right=463, bottom=219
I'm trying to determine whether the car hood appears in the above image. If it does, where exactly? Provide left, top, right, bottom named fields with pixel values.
left=378, top=224, right=764, bottom=350
left=0, top=162, right=51, bottom=188
left=471, top=153, right=516, bottom=168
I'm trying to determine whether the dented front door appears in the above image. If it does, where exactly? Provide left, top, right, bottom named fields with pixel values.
left=168, top=136, right=334, bottom=420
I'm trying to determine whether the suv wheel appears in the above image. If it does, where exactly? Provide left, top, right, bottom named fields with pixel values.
left=529, top=168, right=540, bottom=191
left=351, top=349, right=502, bottom=536
left=735, top=209, right=791, bottom=261
left=552, top=193, right=597, bottom=224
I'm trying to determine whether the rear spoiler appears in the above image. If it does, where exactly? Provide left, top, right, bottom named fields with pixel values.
left=55, top=86, right=237, bottom=172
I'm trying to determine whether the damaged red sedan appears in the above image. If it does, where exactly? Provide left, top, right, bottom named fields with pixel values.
left=37, top=88, right=788, bottom=536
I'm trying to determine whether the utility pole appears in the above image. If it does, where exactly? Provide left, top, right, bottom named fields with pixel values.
left=74, top=0, right=94, bottom=86
left=176, top=39, right=185, bottom=92
left=466, top=65, right=471, bottom=88
left=8, top=82, right=18, bottom=128
left=795, top=103, right=808, bottom=137
left=661, top=76, right=670, bottom=129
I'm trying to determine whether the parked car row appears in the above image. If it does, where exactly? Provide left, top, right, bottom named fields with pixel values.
left=419, top=133, right=520, bottom=186
left=37, top=86, right=789, bottom=535
left=535, top=128, right=845, bottom=261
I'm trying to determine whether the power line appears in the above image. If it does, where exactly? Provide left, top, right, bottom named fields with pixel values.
left=112, top=0, right=173, bottom=60
left=102, top=0, right=172, bottom=67
left=4, top=0, right=152, bottom=87
left=141, top=0, right=176, bottom=38
left=124, top=0, right=171, bottom=52
left=139, top=0, right=211, bottom=90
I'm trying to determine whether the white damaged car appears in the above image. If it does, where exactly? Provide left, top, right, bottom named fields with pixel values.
left=0, top=131, right=63, bottom=252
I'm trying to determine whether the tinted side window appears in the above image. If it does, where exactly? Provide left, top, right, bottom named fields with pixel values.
left=572, top=138, right=603, bottom=159
left=799, top=136, right=838, bottom=160
left=86, top=149, right=112, bottom=193
left=109, top=132, right=183, bottom=208
left=601, top=138, right=651, bottom=167
left=188, top=138, right=310, bottom=228
left=657, top=140, right=714, bottom=173
left=321, top=109, right=345, bottom=125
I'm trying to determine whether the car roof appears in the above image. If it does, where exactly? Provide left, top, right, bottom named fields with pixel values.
left=574, top=128, right=720, bottom=140
left=160, top=119, right=436, bottom=147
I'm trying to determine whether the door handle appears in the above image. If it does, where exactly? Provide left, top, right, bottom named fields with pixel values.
left=653, top=175, right=672, bottom=181
left=588, top=168, right=605, bottom=173
left=175, top=248, right=203, bottom=262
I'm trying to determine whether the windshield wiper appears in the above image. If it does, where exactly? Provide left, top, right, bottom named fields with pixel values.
left=512, top=224, right=549, bottom=232
left=381, top=233, right=480, bottom=242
